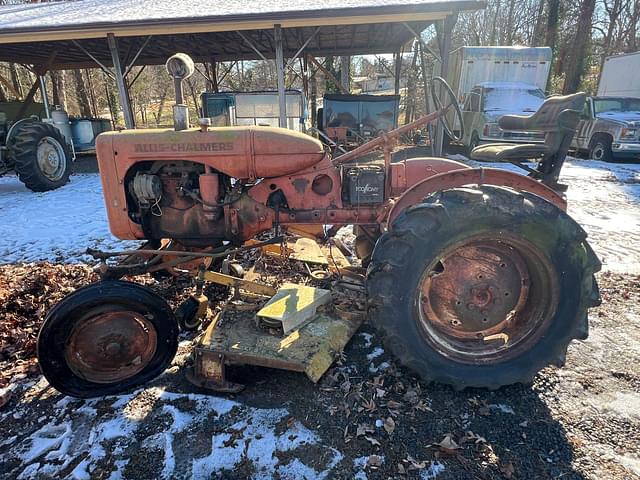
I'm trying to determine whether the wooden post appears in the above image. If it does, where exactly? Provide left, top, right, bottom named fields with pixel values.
left=274, top=24, right=287, bottom=128
left=107, top=33, right=135, bottom=129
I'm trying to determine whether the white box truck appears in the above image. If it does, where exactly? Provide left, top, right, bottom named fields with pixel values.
left=447, top=46, right=552, bottom=151
left=571, top=51, right=640, bottom=161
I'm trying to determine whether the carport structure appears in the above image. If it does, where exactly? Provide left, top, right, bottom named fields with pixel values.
left=0, top=0, right=484, bottom=153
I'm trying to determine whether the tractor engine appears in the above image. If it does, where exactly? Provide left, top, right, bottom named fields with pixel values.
left=126, top=160, right=230, bottom=244
left=95, top=125, right=329, bottom=245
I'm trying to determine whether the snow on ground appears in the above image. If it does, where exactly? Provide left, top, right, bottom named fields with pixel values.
left=0, top=174, right=138, bottom=264
left=460, top=157, right=640, bottom=274
left=1, top=380, right=342, bottom=479
left=0, top=157, right=639, bottom=272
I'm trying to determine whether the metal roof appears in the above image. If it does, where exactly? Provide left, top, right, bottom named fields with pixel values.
left=0, top=0, right=484, bottom=69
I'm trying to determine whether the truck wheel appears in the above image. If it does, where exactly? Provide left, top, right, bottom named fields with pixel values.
left=589, top=135, right=614, bottom=162
left=10, top=122, right=71, bottom=192
left=37, top=281, right=179, bottom=398
left=367, top=186, right=601, bottom=389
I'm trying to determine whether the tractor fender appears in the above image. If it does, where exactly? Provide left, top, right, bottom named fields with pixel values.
left=386, top=167, right=567, bottom=228
left=6, top=117, right=37, bottom=147
left=389, top=157, right=469, bottom=197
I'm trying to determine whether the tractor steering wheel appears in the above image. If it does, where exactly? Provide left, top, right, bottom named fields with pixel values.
left=430, top=76, right=464, bottom=143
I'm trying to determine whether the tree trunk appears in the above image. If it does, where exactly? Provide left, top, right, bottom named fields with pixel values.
left=404, top=41, right=420, bottom=124
left=532, top=0, right=546, bottom=46
left=9, top=63, right=23, bottom=99
left=103, top=73, right=119, bottom=128
left=505, top=0, right=516, bottom=45
left=73, top=69, right=93, bottom=117
left=155, top=83, right=168, bottom=126
left=49, top=70, right=67, bottom=109
left=85, top=69, right=99, bottom=117
left=489, top=0, right=501, bottom=45
left=563, top=0, right=597, bottom=94
left=545, top=0, right=561, bottom=50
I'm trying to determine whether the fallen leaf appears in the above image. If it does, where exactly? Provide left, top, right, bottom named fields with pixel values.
left=500, top=461, right=515, bottom=478
left=365, top=436, right=381, bottom=447
left=383, top=417, right=396, bottom=434
left=356, top=423, right=374, bottom=437
left=0, top=386, right=12, bottom=409
left=438, top=433, right=460, bottom=454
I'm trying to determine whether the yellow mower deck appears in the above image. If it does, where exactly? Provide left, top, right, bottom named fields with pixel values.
left=186, top=235, right=365, bottom=393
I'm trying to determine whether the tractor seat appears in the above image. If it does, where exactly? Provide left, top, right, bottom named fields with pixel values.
left=469, top=92, right=586, bottom=188
left=470, top=142, right=549, bottom=162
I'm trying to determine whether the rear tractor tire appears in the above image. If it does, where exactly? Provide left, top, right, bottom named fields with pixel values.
left=10, top=121, right=71, bottom=192
left=37, top=281, right=179, bottom=398
left=367, top=185, right=601, bottom=389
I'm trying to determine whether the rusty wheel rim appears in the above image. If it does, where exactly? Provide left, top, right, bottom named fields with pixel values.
left=417, top=235, right=559, bottom=363
left=65, top=307, right=158, bottom=384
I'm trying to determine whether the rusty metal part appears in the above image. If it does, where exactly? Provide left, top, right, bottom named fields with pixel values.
left=64, top=309, right=157, bottom=384
left=186, top=352, right=244, bottom=393
left=416, top=235, right=559, bottom=363
left=387, top=167, right=568, bottom=227
left=310, top=270, right=332, bottom=280
left=88, top=236, right=283, bottom=263
left=389, top=157, right=470, bottom=197
left=203, top=270, right=276, bottom=297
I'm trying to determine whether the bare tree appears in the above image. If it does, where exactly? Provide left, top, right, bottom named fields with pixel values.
left=563, top=0, right=597, bottom=93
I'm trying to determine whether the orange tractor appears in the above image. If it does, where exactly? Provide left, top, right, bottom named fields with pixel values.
left=38, top=55, right=600, bottom=397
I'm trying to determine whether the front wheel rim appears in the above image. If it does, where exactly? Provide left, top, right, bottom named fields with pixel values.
left=64, top=307, right=158, bottom=383
left=37, top=136, right=67, bottom=181
left=592, top=144, right=605, bottom=160
left=417, top=235, right=559, bottom=363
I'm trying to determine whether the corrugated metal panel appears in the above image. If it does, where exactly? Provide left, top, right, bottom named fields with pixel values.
left=0, top=0, right=484, bottom=36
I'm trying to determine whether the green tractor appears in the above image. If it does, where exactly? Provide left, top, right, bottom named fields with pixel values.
left=0, top=101, right=73, bottom=192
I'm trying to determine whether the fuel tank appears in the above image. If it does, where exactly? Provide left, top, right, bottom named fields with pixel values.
left=96, top=126, right=325, bottom=181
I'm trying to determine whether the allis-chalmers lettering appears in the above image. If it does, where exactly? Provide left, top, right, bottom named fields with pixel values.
left=134, top=142, right=234, bottom=153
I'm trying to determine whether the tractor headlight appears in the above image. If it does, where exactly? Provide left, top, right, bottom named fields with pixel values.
left=621, top=128, right=637, bottom=140
left=483, top=123, right=503, bottom=139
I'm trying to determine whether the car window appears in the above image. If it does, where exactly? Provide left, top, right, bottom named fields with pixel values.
left=594, top=99, right=622, bottom=113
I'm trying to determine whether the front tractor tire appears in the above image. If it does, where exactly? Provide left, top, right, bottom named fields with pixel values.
left=367, top=186, right=601, bottom=390
left=37, top=281, right=179, bottom=398
left=11, top=122, right=71, bottom=192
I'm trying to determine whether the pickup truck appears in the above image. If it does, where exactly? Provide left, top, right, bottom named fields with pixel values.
left=572, top=96, right=640, bottom=162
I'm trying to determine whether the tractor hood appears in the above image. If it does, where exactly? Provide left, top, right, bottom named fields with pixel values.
left=96, top=126, right=326, bottom=181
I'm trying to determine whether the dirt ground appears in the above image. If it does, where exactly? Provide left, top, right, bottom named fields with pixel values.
left=1, top=153, right=639, bottom=479
left=1, top=267, right=639, bottom=479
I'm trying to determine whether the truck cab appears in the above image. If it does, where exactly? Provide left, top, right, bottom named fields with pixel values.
left=572, top=96, right=640, bottom=162
left=461, top=82, right=546, bottom=151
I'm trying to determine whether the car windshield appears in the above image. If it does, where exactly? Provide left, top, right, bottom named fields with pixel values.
left=594, top=98, right=640, bottom=114
left=483, top=87, right=545, bottom=113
